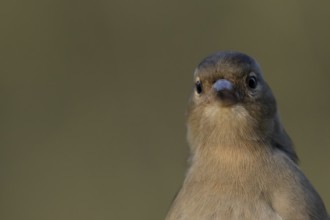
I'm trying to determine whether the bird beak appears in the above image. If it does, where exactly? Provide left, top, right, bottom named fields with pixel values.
left=213, top=79, right=238, bottom=106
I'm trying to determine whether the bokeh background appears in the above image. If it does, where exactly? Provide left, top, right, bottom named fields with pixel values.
left=1, top=1, right=330, bottom=219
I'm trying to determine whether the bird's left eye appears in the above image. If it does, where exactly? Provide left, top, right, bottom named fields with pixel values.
left=196, top=81, right=203, bottom=94
left=247, top=76, right=258, bottom=89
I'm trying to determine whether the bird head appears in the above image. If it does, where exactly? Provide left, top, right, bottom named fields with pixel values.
left=187, top=51, right=279, bottom=150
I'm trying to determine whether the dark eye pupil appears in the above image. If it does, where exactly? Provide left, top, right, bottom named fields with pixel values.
left=247, top=76, right=257, bottom=89
left=196, top=81, right=203, bottom=94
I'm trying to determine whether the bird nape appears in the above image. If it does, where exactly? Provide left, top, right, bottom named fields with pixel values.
left=166, top=51, right=328, bottom=220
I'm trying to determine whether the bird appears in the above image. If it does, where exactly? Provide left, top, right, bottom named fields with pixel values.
left=166, top=51, right=328, bottom=220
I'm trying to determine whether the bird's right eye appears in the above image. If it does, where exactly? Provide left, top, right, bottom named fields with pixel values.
left=247, top=75, right=258, bottom=89
left=196, top=81, right=203, bottom=94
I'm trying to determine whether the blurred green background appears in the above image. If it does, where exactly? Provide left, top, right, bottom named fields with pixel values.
left=1, top=0, right=329, bottom=219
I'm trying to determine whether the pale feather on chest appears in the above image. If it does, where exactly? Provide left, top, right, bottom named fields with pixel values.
left=170, top=150, right=283, bottom=220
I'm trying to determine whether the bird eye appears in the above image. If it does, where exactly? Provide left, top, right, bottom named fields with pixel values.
left=195, top=81, right=203, bottom=94
left=247, top=76, right=257, bottom=89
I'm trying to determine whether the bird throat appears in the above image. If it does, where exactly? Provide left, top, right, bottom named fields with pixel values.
left=187, top=104, right=263, bottom=152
